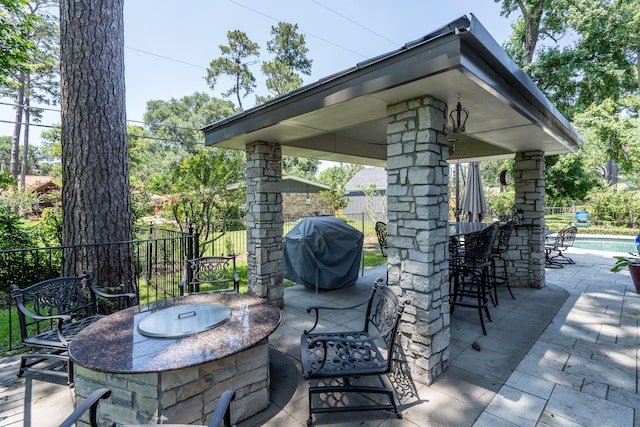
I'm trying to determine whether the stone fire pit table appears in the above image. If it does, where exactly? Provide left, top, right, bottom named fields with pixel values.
left=68, top=292, right=281, bottom=425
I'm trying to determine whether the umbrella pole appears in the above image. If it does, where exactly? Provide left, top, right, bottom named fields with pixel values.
left=455, top=163, right=460, bottom=222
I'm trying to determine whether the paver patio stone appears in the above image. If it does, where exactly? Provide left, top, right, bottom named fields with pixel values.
left=4, top=249, right=640, bottom=426
left=544, top=384, right=634, bottom=427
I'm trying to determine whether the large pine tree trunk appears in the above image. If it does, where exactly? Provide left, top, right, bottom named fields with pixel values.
left=10, top=72, right=25, bottom=181
left=59, top=0, right=135, bottom=292
left=20, top=86, right=30, bottom=190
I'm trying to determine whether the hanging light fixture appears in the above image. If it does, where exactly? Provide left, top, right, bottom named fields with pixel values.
left=449, top=94, right=469, bottom=133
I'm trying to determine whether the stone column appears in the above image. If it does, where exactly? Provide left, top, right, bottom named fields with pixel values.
left=386, top=96, right=450, bottom=385
left=511, top=150, right=546, bottom=288
left=245, top=141, right=284, bottom=308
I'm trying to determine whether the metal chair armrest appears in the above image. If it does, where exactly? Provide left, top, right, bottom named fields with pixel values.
left=84, top=271, right=136, bottom=301
left=207, top=389, right=236, bottom=427
left=304, top=299, right=369, bottom=334
left=58, top=388, right=112, bottom=427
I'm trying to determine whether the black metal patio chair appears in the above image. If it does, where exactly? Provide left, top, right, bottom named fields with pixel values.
left=300, top=277, right=408, bottom=426
left=449, top=222, right=499, bottom=335
left=545, top=225, right=577, bottom=268
left=10, top=272, right=136, bottom=385
left=178, top=255, right=240, bottom=295
left=490, top=220, right=516, bottom=303
left=375, top=221, right=388, bottom=257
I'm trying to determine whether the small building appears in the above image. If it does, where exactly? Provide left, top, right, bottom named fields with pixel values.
left=282, top=176, right=331, bottom=218
left=0, top=175, right=60, bottom=216
left=343, top=167, right=386, bottom=218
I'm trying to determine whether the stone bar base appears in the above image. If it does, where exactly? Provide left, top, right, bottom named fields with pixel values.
left=73, top=339, right=270, bottom=426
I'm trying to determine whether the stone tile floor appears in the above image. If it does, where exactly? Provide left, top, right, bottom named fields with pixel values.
left=1, top=247, right=638, bottom=426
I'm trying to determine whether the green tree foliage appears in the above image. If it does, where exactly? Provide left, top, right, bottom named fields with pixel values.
left=486, top=189, right=516, bottom=216
left=545, top=154, right=600, bottom=206
left=2, top=1, right=59, bottom=184
left=574, top=96, right=640, bottom=180
left=497, top=0, right=640, bottom=190
left=282, top=156, right=319, bottom=180
left=256, top=22, right=315, bottom=175
left=168, top=149, right=245, bottom=256
left=143, top=92, right=236, bottom=153
left=256, top=22, right=312, bottom=104
left=479, top=159, right=514, bottom=187
left=122, top=124, right=184, bottom=192
left=529, top=1, right=639, bottom=120
left=134, top=92, right=237, bottom=192
left=320, top=183, right=348, bottom=213
left=587, top=186, right=640, bottom=228
left=205, top=30, right=259, bottom=111
left=0, top=134, right=52, bottom=176
left=0, top=206, right=32, bottom=249
left=0, top=0, right=36, bottom=86
left=317, top=163, right=364, bottom=187
left=0, top=171, right=16, bottom=189
left=35, top=206, right=62, bottom=246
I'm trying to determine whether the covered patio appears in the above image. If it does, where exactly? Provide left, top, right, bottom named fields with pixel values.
left=3, top=249, right=639, bottom=426
left=202, top=14, right=582, bottom=385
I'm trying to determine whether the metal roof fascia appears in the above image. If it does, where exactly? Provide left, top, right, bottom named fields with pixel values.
left=202, top=15, right=473, bottom=145
left=463, top=14, right=583, bottom=150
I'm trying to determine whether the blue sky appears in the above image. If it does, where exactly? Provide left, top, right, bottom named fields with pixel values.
left=1, top=0, right=518, bottom=147
left=123, top=0, right=516, bottom=122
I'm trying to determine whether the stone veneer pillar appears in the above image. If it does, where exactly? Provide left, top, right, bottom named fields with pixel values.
left=511, top=150, right=546, bottom=288
left=245, top=141, right=284, bottom=308
left=386, top=96, right=450, bottom=385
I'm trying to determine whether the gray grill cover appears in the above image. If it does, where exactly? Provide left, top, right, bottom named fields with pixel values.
left=284, top=216, right=363, bottom=290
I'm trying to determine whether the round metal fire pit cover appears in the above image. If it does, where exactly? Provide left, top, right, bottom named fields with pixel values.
left=137, top=303, right=231, bottom=338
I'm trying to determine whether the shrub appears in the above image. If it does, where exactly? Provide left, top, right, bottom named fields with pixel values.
left=0, top=207, right=32, bottom=250
left=587, top=187, right=640, bottom=228
left=486, top=189, right=515, bottom=217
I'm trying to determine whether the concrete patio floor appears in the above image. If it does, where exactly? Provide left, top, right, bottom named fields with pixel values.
left=1, top=247, right=638, bottom=426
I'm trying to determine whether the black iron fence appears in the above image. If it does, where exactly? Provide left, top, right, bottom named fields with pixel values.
left=1, top=224, right=198, bottom=353
left=1, top=214, right=382, bottom=353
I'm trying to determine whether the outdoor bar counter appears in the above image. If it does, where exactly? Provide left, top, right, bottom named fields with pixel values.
left=68, top=292, right=281, bottom=426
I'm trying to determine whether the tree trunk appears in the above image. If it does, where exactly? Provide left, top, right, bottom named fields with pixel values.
left=11, top=71, right=25, bottom=181
left=59, top=0, right=135, bottom=292
left=606, top=158, right=618, bottom=186
left=20, top=84, right=30, bottom=190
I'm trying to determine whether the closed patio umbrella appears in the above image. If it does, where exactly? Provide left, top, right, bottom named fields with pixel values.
left=460, top=162, right=487, bottom=222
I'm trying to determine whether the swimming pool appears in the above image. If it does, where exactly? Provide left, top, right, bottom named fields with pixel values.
left=572, top=236, right=636, bottom=253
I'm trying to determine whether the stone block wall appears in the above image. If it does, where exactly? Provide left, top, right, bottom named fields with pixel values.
left=282, top=193, right=331, bottom=218
left=73, top=340, right=270, bottom=426
left=511, top=150, right=546, bottom=288
left=386, top=96, right=450, bottom=385
left=245, top=141, right=284, bottom=307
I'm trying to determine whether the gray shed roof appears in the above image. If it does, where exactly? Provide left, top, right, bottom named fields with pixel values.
left=202, top=14, right=582, bottom=165
left=282, top=176, right=330, bottom=193
left=345, top=167, right=387, bottom=192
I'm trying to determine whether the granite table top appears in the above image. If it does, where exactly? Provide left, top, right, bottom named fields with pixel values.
left=448, top=221, right=490, bottom=237
left=68, top=293, right=281, bottom=374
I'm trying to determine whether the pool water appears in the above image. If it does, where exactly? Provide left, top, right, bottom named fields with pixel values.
left=572, top=237, right=636, bottom=253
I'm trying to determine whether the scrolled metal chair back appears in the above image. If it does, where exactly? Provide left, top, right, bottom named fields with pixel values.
left=189, top=258, right=230, bottom=283
left=558, top=226, right=577, bottom=248
left=495, top=220, right=514, bottom=251
left=366, top=279, right=407, bottom=349
left=375, top=221, right=389, bottom=257
left=15, top=275, right=95, bottom=318
left=463, top=222, right=499, bottom=267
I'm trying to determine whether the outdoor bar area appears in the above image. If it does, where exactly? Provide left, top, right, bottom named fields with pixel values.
left=202, top=13, right=582, bottom=388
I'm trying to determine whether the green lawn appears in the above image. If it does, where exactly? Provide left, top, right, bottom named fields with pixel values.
left=545, top=214, right=637, bottom=236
